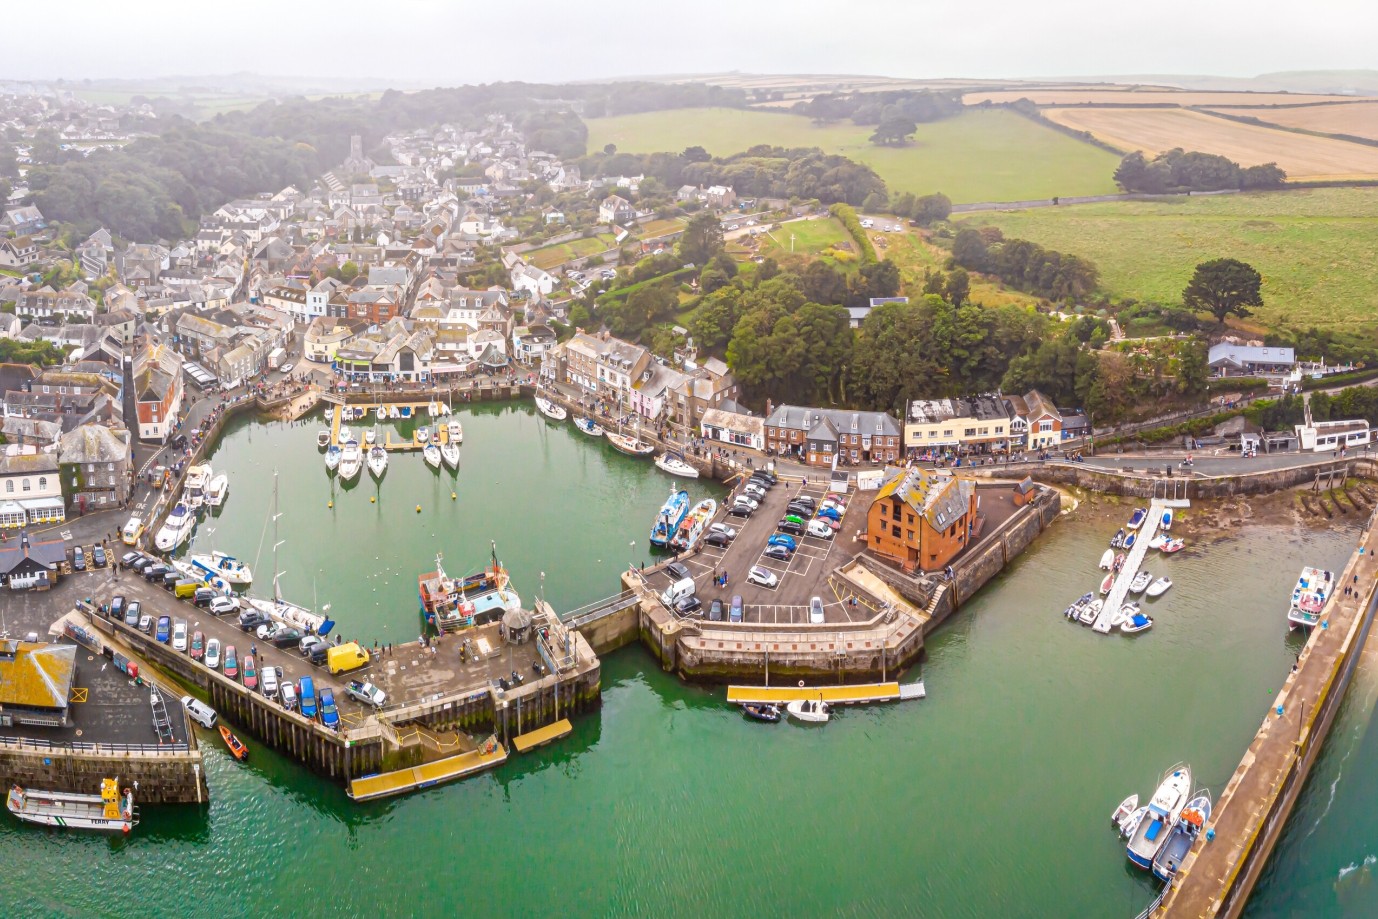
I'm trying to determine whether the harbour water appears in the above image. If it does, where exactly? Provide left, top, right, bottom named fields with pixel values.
left=0, top=406, right=1366, bottom=917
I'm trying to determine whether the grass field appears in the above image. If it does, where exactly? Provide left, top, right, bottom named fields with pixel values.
left=636, top=217, right=688, bottom=239
left=963, top=89, right=1350, bottom=106
left=1218, top=101, right=1378, bottom=142
left=757, top=217, right=853, bottom=259
left=526, top=234, right=618, bottom=270
left=586, top=107, right=1121, bottom=203
left=1042, top=107, right=1378, bottom=179
left=963, top=188, right=1378, bottom=328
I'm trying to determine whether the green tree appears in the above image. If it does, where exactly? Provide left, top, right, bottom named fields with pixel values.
left=1175, top=338, right=1209, bottom=395
left=1183, top=258, right=1263, bottom=325
left=678, top=212, right=725, bottom=266
left=951, top=228, right=989, bottom=271
left=340, top=260, right=360, bottom=282
left=862, top=190, right=889, bottom=212
left=912, top=192, right=952, bottom=226
left=944, top=268, right=969, bottom=307
left=682, top=145, right=711, bottom=163
left=0, top=145, right=18, bottom=179
left=869, top=118, right=917, bottom=146
left=603, top=143, right=617, bottom=155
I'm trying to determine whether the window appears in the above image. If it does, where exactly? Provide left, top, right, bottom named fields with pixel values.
left=907, top=530, right=915, bottom=541
left=4, top=481, right=11, bottom=493
left=22, top=479, right=31, bottom=492
left=1039, top=420, right=1053, bottom=432
left=891, top=525, right=901, bottom=538
left=38, top=477, right=46, bottom=491
left=880, top=504, right=889, bottom=517
left=964, top=428, right=976, bottom=437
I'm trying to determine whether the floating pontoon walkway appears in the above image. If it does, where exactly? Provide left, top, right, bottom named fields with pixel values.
left=512, top=718, right=573, bottom=753
left=727, top=681, right=922, bottom=705
left=346, top=743, right=507, bottom=801
left=1092, top=498, right=1189, bottom=633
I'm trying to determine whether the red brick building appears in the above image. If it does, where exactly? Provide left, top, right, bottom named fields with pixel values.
left=866, top=466, right=978, bottom=573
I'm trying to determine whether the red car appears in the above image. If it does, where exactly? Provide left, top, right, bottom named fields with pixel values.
left=223, top=645, right=239, bottom=680
left=242, top=654, right=258, bottom=691
left=190, top=630, right=205, bottom=661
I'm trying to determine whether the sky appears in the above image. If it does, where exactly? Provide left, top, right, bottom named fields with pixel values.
left=2, top=0, right=1374, bottom=85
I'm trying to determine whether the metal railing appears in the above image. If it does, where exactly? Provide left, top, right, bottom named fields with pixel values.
left=1132, top=885, right=1169, bottom=919
left=0, top=734, right=191, bottom=755
left=560, top=591, right=639, bottom=628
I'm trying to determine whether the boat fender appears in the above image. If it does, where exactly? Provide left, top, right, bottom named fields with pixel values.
left=371, top=496, right=376, bottom=504
left=798, top=680, right=804, bottom=688
left=416, top=505, right=422, bottom=513
left=451, top=493, right=457, bottom=500
left=328, top=501, right=333, bottom=508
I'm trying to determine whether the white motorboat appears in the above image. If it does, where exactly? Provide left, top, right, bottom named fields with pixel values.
left=786, top=699, right=831, bottom=723
left=1112, top=794, right=1140, bottom=827
left=1127, top=508, right=1147, bottom=530
left=338, top=443, right=363, bottom=482
left=389, top=405, right=400, bottom=419
left=416, top=426, right=429, bottom=443
left=1160, top=538, right=1186, bottom=554
left=1064, top=591, right=1094, bottom=620
left=1099, top=549, right=1115, bottom=570
left=188, top=550, right=253, bottom=586
left=424, top=443, right=443, bottom=469
left=183, top=463, right=213, bottom=509
left=1147, top=534, right=1168, bottom=551
left=1288, top=566, right=1333, bottom=629
left=1121, top=613, right=1154, bottom=634
left=1120, top=805, right=1149, bottom=839
left=364, top=428, right=376, bottom=445
left=441, top=442, right=461, bottom=470
left=368, top=446, right=388, bottom=479
left=574, top=416, right=604, bottom=437
left=1127, top=763, right=1193, bottom=869
left=324, top=444, right=342, bottom=471
left=7, top=777, right=136, bottom=833
left=1079, top=598, right=1103, bottom=626
left=316, top=430, right=330, bottom=448
left=154, top=502, right=196, bottom=551
left=1146, top=576, right=1173, bottom=597
left=535, top=396, right=568, bottom=421
left=654, top=453, right=699, bottom=478
left=1161, top=509, right=1174, bottom=531
left=1129, top=571, right=1153, bottom=594
left=339, top=426, right=354, bottom=444
left=447, top=421, right=463, bottom=444
left=205, top=474, right=229, bottom=508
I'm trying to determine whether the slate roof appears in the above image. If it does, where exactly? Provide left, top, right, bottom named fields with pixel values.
left=0, top=640, right=76, bottom=710
left=876, top=466, right=974, bottom=533
left=58, top=424, right=127, bottom=465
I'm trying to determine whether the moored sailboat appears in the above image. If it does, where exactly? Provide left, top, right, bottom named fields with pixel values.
left=441, top=441, right=461, bottom=470
left=535, top=396, right=567, bottom=421
left=574, top=416, right=604, bottom=437
left=607, top=431, right=655, bottom=456
left=368, top=446, right=388, bottom=479
left=654, top=453, right=699, bottom=478
left=188, top=550, right=253, bottom=586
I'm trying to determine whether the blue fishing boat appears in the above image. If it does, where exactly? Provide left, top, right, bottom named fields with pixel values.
left=649, top=490, right=690, bottom=547
left=1152, top=791, right=1211, bottom=881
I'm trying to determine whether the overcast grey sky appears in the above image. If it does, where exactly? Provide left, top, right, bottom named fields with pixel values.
left=3, top=0, right=1373, bottom=84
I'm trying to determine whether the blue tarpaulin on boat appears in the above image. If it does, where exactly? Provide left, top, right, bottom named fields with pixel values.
left=1145, top=819, right=1163, bottom=842
left=317, top=618, right=335, bottom=636
left=1131, top=614, right=1150, bottom=627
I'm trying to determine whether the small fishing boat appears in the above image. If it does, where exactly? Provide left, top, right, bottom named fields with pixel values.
left=324, top=444, right=342, bottom=471
left=1079, top=598, right=1103, bottom=626
left=1127, top=763, right=1192, bottom=869
left=416, top=426, right=429, bottom=443
left=206, top=474, right=229, bottom=508
left=607, top=431, right=656, bottom=457
left=1113, top=553, right=1126, bottom=573
left=1121, top=613, right=1154, bottom=634
left=1112, top=794, right=1140, bottom=827
left=1120, top=805, right=1149, bottom=839
left=7, top=777, right=137, bottom=833
left=1110, top=528, right=1125, bottom=549
left=368, top=446, right=388, bottom=479
left=1152, top=792, right=1212, bottom=881
left=1288, top=566, right=1333, bottom=629
left=574, top=416, right=605, bottom=437
left=316, top=430, right=330, bottom=448
left=1146, top=576, right=1173, bottom=598
left=654, top=453, right=699, bottom=478
left=1123, top=531, right=1137, bottom=550
left=742, top=703, right=781, bottom=723
left=447, top=421, right=463, bottom=444
left=188, top=550, right=253, bottom=586
left=535, top=396, right=568, bottom=421
left=154, top=502, right=196, bottom=551
left=1127, top=508, right=1147, bottom=530
left=399, top=406, right=412, bottom=418
left=423, top=443, right=443, bottom=469
left=338, top=443, right=363, bottom=482
left=1099, top=549, right=1115, bottom=570
left=1161, top=509, right=1174, bottom=531
left=786, top=699, right=830, bottom=723
left=1064, top=591, right=1094, bottom=620
left=218, top=724, right=249, bottom=762
left=1129, top=571, right=1153, bottom=594
left=441, top=441, right=461, bottom=470
left=376, top=405, right=387, bottom=421
left=1160, top=538, right=1186, bottom=554
left=1110, top=603, right=1136, bottom=628
left=364, top=428, right=376, bottom=445
left=1100, top=572, right=1115, bottom=595
left=389, top=405, right=400, bottom=419
left=670, top=498, right=718, bottom=552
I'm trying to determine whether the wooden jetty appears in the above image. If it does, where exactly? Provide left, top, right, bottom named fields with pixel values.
left=346, top=742, right=508, bottom=801
left=512, top=718, right=573, bottom=753
left=726, top=681, right=919, bottom=705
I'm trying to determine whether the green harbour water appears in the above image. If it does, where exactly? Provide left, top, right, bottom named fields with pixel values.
left=0, top=404, right=1371, bottom=918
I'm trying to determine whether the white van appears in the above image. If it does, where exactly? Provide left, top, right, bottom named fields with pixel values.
left=660, top=577, right=695, bottom=609
left=180, top=696, right=217, bottom=730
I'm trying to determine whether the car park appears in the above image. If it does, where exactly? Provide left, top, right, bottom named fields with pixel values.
left=190, top=630, right=205, bottom=661
left=223, top=645, right=239, bottom=679
left=238, top=610, right=270, bottom=631
left=709, top=523, right=737, bottom=541
left=242, top=655, right=258, bottom=691
left=299, top=677, right=317, bottom=719
left=664, top=562, right=692, bottom=583
left=705, top=531, right=731, bottom=548
left=209, top=596, right=239, bottom=615
left=124, top=600, right=141, bottom=627
left=155, top=616, right=171, bottom=643
left=92, top=545, right=106, bottom=568
left=110, top=596, right=126, bottom=620
left=747, top=566, right=779, bottom=588
left=260, top=664, right=279, bottom=698
left=72, top=546, right=86, bottom=571
left=318, top=688, right=340, bottom=729
left=280, top=680, right=298, bottom=711
left=763, top=544, right=794, bottom=562
left=768, top=534, right=798, bottom=550
left=346, top=680, right=387, bottom=708
left=777, top=520, right=805, bottom=536
left=807, top=519, right=835, bottom=539
left=730, top=595, right=744, bottom=622
left=809, top=597, right=825, bottom=624
left=708, top=598, right=724, bottom=621
left=205, top=638, right=221, bottom=669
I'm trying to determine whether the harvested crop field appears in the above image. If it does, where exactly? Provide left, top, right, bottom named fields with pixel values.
left=963, top=89, right=1350, bottom=106
left=1218, top=101, right=1378, bottom=142
left=1042, top=107, right=1378, bottom=179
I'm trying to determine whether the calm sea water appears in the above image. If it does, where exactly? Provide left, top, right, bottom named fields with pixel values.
left=0, top=406, right=1363, bottom=918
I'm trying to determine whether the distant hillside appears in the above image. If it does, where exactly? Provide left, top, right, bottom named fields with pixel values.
left=1060, top=71, right=1378, bottom=96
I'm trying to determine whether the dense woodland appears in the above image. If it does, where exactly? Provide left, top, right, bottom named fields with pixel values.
left=1113, top=148, right=1287, bottom=193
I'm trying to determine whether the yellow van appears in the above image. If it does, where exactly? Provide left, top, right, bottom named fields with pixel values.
left=327, top=642, right=370, bottom=675
left=174, top=579, right=200, bottom=599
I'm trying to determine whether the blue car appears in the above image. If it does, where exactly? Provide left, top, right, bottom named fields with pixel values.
left=816, top=506, right=842, bottom=521
left=767, top=534, right=797, bottom=551
left=318, top=687, right=340, bottom=729
left=298, top=676, right=318, bottom=719
left=155, top=615, right=171, bottom=643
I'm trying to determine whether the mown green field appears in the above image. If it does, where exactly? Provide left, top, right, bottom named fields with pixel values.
left=585, top=107, right=1120, bottom=204
left=965, top=188, right=1378, bottom=329
left=758, top=217, right=853, bottom=258
left=526, top=234, right=619, bottom=270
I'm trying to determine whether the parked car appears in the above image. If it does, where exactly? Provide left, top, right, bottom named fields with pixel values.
left=768, top=533, right=798, bottom=550
left=138, top=614, right=154, bottom=633
left=777, top=520, right=805, bottom=537
left=730, top=595, right=744, bottom=623
left=300, top=635, right=328, bottom=658
left=748, top=473, right=775, bottom=489
left=709, top=523, right=737, bottom=541
left=816, top=506, right=842, bottom=522
left=732, top=495, right=759, bottom=511
left=763, top=544, right=793, bottom=562
left=814, top=515, right=842, bottom=531
left=345, top=680, right=387, bottom=708
left=143, top=564, right=168, bottom=582
left=125, top=600, right=141, bottom=627
left=664, top=562, right=692, bottom=583
left=728, top=503, right=754, bottom=518
left=306, top=643, right=330, bottom=667
left=129, top=555, right=154, bottom=574
left=807, top=519, right=835, bottom=539
left=71, top=546, right=87, bottom=571
left=318, top=687, right=340, bottom=729
left=242, top=655, right=258, bottom=691
left=223, top=645, right=239, bottom=679
left=747, top=566, right=779, bottom=588
left=155, top=616, right=171, bottom=643
left=110, top=596, right=126, bottom=620
left=753, top=470, right=778, bottom=485
left=92, top=545, right=106, bottom=568
left=743, top=484, right=766, bottom=501
left=193, top=587, right=218, bottom=607
left=280, top=362, right=295, bottom=374
left=280, top=680, right=298, bottom=712
left=205, top=638, right=221, bottom=670
left=121, top=551, right=142, bottom=568
left=190, top=630, right=205, bottom=661
left=705, top=531, right=731, bottom=548
left=675, top=595, right=702, bottom=616
left=298, top=676, right=317, bottom=719
left=260, top=664, right=279, bottom=698
left=209, top=596, right=239, bottom=616
left=809, top=597, right=825, bottom=624
left=269, top=627, right=305, bottom=649
left=238, top=610, right=271, bottom=631
left=786, top=503, right=814, bottom=518
left=708, top=598, right=724, bottom=622
left=791, top=496, right=817, bottom=511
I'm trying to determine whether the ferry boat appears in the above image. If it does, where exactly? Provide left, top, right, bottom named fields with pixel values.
left=1126, top=763, right=1192, bottom=869
left=535, top=396, right=567, bottom=421
left=654, top=453, right=699, bottom=478
left=316, top=430, right=330, bottom=448
left=154, top=502, right=196, bottom=551
left=338, top=443, right=363, bottom=482
left=670, top=498, right=718, bottom=552
left=1152, top=791, right=1211, bottom=881
left=1288, top=566, right=1333, bottom=629
left=183, top=463, right=213, bottom=509
left=574, top=417, right=604, bottom=437
left=607, top=431, right=655, bottom=457
left=417, top=550, right=524, bottom=633
left=206, top=474, right=229, bottom=508
left=188, top=550, right=253, bottom=586
left=423, top=443, right=443, bottom=469
left=447, top=421, right=463, bottom=444
left=441, top=441, right=461, bottom=470
left=649, top=489, right=691, bottom=547
left=7, top=777, right=137, bottom=833
left=368, top=445, right=388, bottom=479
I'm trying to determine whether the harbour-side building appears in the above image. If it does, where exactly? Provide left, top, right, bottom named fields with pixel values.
left=866, top=466, right=978, bottom=573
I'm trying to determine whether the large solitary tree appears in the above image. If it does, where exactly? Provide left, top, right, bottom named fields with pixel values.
left=1182, top=258, right=1263, bottom=325
left=869, top=118, right=917, bottom=146
left=678, top=212, right=725, bottom=266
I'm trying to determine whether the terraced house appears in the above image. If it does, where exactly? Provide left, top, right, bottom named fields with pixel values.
left=764, top=405, right=902, bottom=467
